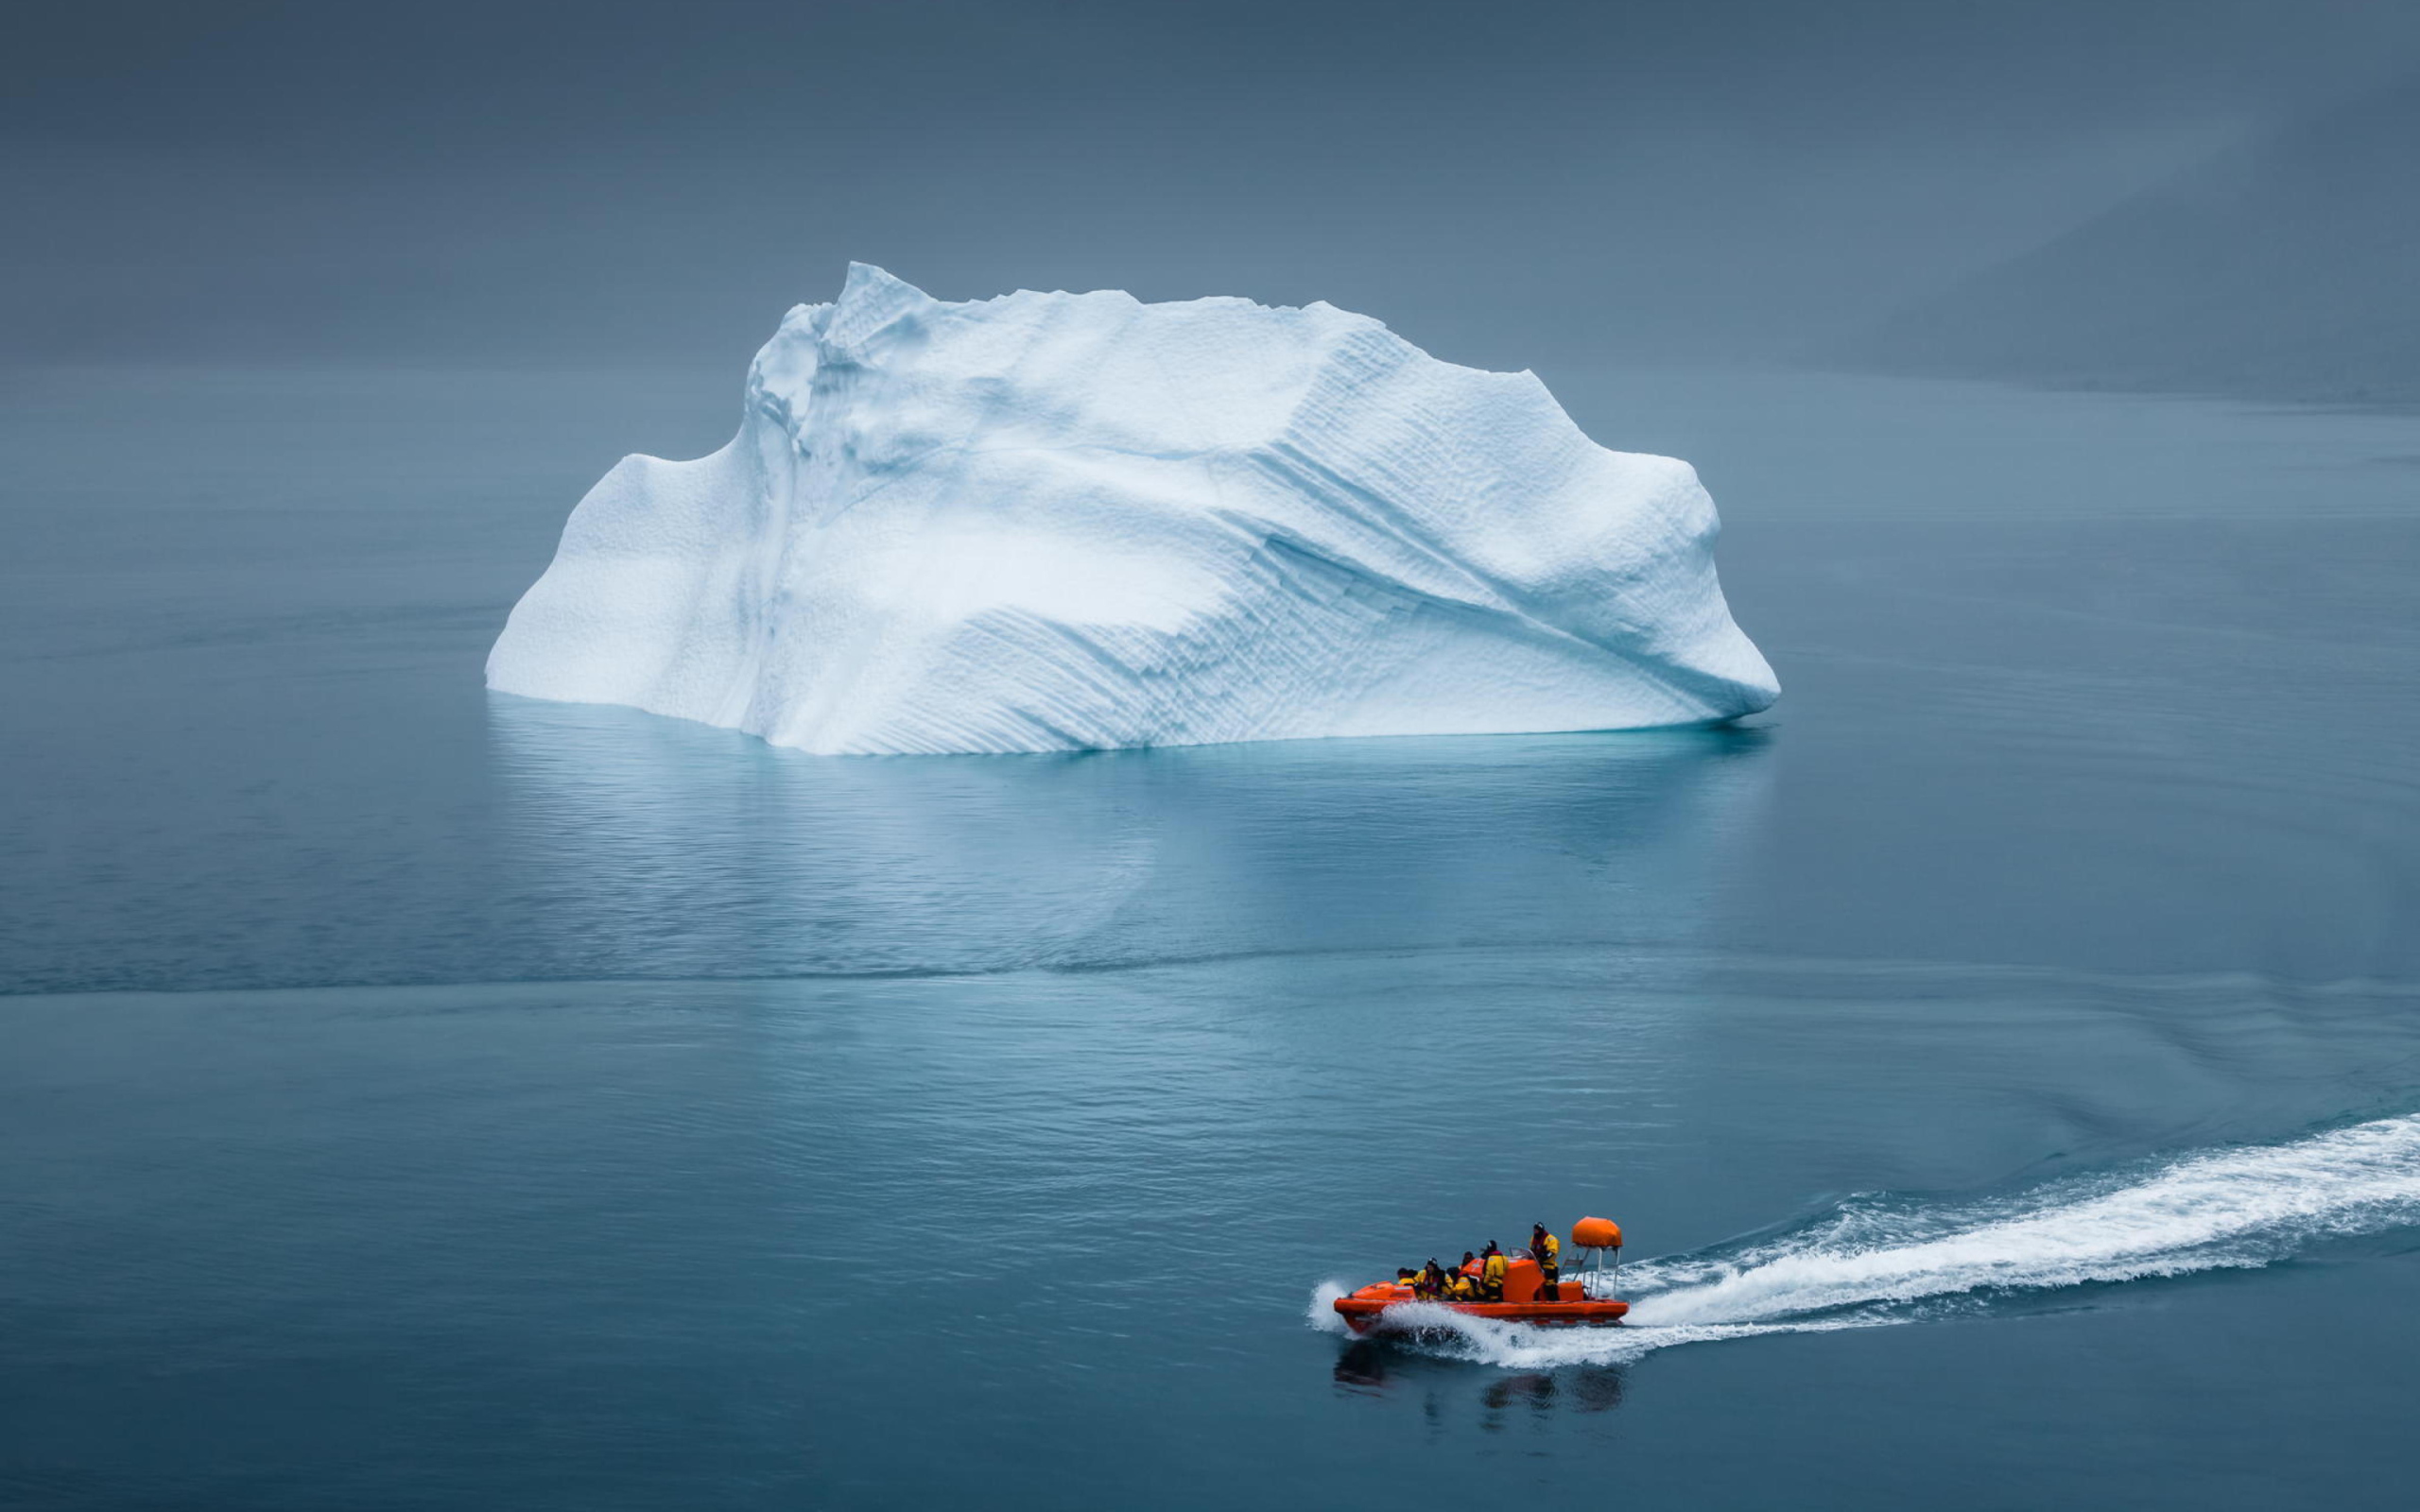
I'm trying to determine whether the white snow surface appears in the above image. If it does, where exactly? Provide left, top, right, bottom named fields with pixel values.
left=488, top=265, right=1778, bottom=754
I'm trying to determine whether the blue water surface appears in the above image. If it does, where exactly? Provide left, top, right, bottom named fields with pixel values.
left=2, top=363, right=2417, bottom=1509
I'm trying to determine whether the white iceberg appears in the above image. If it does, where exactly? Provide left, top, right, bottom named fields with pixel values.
left=488, top=265, right=1777, bottom=754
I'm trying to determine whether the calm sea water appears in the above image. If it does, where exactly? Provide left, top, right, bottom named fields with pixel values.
left=3, top=363, right=2417, bottom=1509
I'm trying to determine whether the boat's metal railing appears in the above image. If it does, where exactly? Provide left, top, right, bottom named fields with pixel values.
left=1575, top=1244, right=1621, bottom=1298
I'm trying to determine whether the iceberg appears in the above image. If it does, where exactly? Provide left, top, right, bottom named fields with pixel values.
left=488, top=265, right=1777, bottom=754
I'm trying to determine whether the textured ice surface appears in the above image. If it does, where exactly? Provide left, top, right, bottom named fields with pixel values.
left=489, top=265, right=1777, bottom=753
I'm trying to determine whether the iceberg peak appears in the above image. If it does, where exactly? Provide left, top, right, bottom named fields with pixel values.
left=489, top=266, right=1778, bottom=754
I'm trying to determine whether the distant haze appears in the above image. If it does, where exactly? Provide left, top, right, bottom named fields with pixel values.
left=6, top=0, right=2417, bottom=389
left=1856, top=78, right=2420, bottom=406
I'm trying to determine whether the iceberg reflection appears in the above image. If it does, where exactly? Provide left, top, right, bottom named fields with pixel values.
left=487, top=695, right=1772, bottom=982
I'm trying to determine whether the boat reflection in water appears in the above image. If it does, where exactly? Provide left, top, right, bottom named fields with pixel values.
left=1335, top=1339, right=1629, bottom=1423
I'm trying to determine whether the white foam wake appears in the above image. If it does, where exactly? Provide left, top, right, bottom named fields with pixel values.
left=1318, top=1111, right=2420, bottom=1368
left=1307, top=1281, right=1355, bottom=1335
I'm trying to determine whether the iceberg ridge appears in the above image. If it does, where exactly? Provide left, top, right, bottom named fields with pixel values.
left=488, top=265, right=1778, bottom=754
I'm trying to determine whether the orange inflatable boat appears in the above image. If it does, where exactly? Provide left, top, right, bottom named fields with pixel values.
left=1332, top=1218, right=1631, bottom=1332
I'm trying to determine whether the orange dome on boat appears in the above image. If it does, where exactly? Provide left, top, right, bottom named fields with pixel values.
left=1571, top=1216, right=1623, bottom=1249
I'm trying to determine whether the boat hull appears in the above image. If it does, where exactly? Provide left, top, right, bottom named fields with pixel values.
left=1332, top=1289, right=1630, bottom=1332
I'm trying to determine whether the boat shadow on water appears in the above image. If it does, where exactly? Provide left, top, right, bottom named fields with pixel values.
left=1331, top=1338, right=1630, bottom=1423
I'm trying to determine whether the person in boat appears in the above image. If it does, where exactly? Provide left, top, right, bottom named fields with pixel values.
left=1446, top=1255, right=1480, bottom=1301
left=1532, top=1223, right=1562, bottom=1300
left=1479, top=1242, right=1508, bottom=1301
left=1417, top=1260, right=1447, bottom=1298
left=1395, top=1267, right=1420, bottom=1291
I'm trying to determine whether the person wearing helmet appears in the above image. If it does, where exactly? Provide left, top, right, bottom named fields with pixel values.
left=1532, top=1222, right=1563, bottom=1300
left=1479, top=1241, right=1508, bottom=1301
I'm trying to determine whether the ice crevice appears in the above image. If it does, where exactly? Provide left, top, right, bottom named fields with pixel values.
left=489, top=264, right=1778, bottom=755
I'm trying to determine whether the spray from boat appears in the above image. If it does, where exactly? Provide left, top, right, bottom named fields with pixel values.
left=1314, top=1109, right=2420, bottom=1369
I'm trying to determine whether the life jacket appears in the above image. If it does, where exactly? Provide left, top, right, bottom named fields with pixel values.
left=1536, top=1233, right=1561, bottom=1264
left=1482, top=1252, right=1508, bottom=1283
left=1447, top=1275, right=1477, bottom=1298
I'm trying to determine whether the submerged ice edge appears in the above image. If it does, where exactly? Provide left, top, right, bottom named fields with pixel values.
left=1315, top=1110, right=2420, bottom=1369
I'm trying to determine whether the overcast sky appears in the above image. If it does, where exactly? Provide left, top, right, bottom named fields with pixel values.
left=8, top=0, right=2416, bottom=370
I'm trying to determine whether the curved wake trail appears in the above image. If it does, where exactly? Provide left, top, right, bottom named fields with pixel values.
left=1316, top=1111, right=2420, bottom=1369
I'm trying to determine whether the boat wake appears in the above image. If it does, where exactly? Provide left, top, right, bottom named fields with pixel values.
left=1310, top=1110, right=2420, bottom=1368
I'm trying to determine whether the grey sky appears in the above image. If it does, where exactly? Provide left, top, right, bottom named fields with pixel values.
left=8, top=0, right=2417, bottom=369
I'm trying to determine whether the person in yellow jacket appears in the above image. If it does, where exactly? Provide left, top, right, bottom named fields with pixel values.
left=1531, top=1223, right=1562, bottom=1299
left=1479, top=1242, right=1508, bottom=1301
left=1445, top=1270, right=1478, bottom=1301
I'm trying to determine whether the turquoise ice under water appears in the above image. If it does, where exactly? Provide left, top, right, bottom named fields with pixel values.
left=2, top=364, right=2418, bottom=1509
